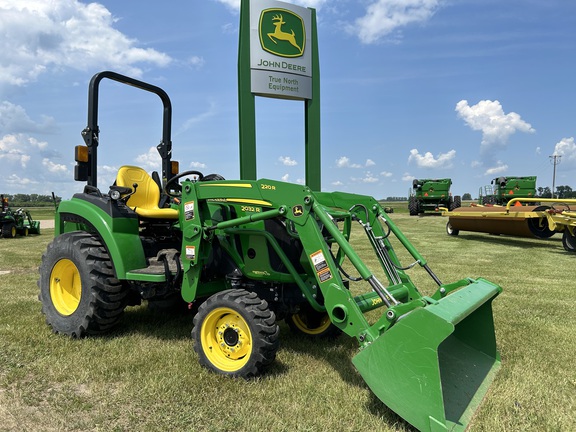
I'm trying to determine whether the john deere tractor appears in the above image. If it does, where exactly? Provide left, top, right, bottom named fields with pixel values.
left=38, top=72, right=503, bottom=432
left=0, top=195, right=41, bottom=238
left=409, top=178, right=461, bottom=215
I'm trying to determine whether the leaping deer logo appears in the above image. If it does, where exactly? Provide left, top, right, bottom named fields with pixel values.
left=268, top=14, right=303, bottom=55
left=259, top=8, right=305, bottom=58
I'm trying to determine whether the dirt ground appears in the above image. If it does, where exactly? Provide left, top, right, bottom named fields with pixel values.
left=39, top=219, right=55, bottom=229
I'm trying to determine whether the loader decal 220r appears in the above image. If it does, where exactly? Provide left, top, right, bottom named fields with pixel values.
left=38, top=72, right=502, bottom=432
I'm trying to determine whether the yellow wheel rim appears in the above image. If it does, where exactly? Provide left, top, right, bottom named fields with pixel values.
left=50, top=259, right=81, bottom=316
left=292, top=311, right=332, bottom=335
left=200, top=307, right=252, bottom=372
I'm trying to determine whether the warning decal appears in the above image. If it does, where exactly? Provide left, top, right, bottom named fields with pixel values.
left=186, top=245, right=196, bottom=260
left=318, top=268, right=332, bottom=282
left=184, top=201, right=195, bottom=220
left=310, top=250, right=327, bottom=272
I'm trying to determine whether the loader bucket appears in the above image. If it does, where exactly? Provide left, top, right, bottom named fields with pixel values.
left=352, top=279, right=501, bottom=432
left=27, top=220, right=41, bottom=234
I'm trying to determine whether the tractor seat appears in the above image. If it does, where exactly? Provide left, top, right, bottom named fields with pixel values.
left=115, top=165, right=179, bottom=220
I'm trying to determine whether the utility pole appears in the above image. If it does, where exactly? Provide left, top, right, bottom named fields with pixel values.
left=549, top=154, right=561, bottom=198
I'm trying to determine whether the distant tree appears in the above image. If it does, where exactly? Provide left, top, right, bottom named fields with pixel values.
left=462, top=193, right=472, bottom=200
left=555, top=185, right=573, bottom=198
left=385, top=196, right=408, bottom=201
left=537, top=186, right=552, bottom=198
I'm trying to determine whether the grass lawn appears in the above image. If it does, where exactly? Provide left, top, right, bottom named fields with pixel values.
left=0, top=213, right=574, bottom=431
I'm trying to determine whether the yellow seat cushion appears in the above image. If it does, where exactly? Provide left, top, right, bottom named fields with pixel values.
left=116, top=166, right=179, bottom=219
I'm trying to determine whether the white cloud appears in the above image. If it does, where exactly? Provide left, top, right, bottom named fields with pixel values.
left=408, top=148, right=455, bottom=168
left=484, top=163, right=508, bottom=176
left=336, top=156, right=362, bottom=168
left=5, top=173, right=37, bottom=186
left=0, top=0, right=171, bottom=86
left=190, top=161, right=207, bottom=169
left=0, top=101, right=55, bottom=134
left=0, top=134, right=35, bottom=167
left=380, top=171, right=393, bottom=177
left=553, top=137, right=576, bottom=166
left=188, top=56, right=205, bottom=69
left=279, top=156, right=298, bottom=166
left=332, top=180, right=343, bottom=186
left=471, top=160, right=482, bottom=168
left=455, top=100, right=535, bottom=154
left=365, top=159, right=375, bottom=167
left=135, top=146, right=162, bottom=171
left=362, top=172, right=379, bottom=183
left=281, top=173, right=290, bottom=182
left=402, top=172, right=415, bottom=182
left=177, top=101, right=217, bottom=134
left=42, top=158, right=68, bottom=174
left=350, top=0, right=441, bottom=44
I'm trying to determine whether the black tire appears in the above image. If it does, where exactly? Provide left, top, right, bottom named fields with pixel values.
left=527, top=206, right=556, bottom=239
left=286, top=303, right=340, bottom=338
left=408, top=196, right=418, bottom=216
left=38, top=232, right=128, bottom=337
left=192, top=289, right=279, bottom=378
left=451, top=196, right=462, bottom=211
left=2, top=222, right=16, bottom=238
left=562, top=230, right=576, bottom=252
left=446, top=221, right=459, bottom=236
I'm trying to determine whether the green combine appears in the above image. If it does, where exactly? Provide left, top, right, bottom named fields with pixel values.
left=38, top=72, right=502, bottom=432
left=409, top=178, right=461, bottom=215
left=479, top=176, right=536, bottom=205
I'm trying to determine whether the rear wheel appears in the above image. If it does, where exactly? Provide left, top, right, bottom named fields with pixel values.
left=192, top=289, right=279, bottom=378
left=286, top=303, right=340, bottom=338
left=38, top=232, right=128, bottom=337
left=2, top=222, right=16, bottom=238
left=562, top=230, right=576, bottom=252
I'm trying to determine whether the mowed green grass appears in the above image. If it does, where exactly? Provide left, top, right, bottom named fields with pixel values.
left=0, top=214, right=575, bottom=431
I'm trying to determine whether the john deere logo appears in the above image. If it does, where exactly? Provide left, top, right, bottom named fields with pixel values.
left=292, top=205, right=304, bottom=217
left=259, top=8, right=305, bottom=58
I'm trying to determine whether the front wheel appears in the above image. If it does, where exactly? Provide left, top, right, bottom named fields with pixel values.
left=38, top=232, right=128, bottom=337
left=446, top=221, right=459, bottom=236
left=192, top=289, right=279, bottom=378
left=450, top=196, right=462, bottom=211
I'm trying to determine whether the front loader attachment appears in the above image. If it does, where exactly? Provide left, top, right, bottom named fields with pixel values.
left=352, top=278, right=501, bottom=432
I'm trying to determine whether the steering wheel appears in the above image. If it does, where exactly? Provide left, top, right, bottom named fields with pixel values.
left=164, top=170, right=204, bottom=197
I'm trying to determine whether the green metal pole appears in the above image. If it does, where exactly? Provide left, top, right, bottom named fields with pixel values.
left=305, top=8, right=321, bottom=191
left=238, top=0, right=257, bottom=180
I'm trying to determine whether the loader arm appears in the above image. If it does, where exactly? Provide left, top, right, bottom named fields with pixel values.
left=174, top=178, right=502, bottom=432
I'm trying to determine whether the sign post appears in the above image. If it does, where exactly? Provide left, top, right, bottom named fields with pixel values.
left=238, top=0, right=321, bottom=191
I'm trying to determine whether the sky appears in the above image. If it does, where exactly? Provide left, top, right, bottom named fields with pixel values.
left=0, top=0, right=575, bottom=200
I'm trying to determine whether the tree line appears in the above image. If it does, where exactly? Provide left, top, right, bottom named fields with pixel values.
left=1, top=194, right=61, bottom=207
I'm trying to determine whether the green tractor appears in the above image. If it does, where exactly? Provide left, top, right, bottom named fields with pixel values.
left=38, top=72, right=503, bottom=432
left=409, top=178, right=461, bottom=215
left=0, top=195, right=41, bottom=238
left=479, top=176, right=537, bottom=205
